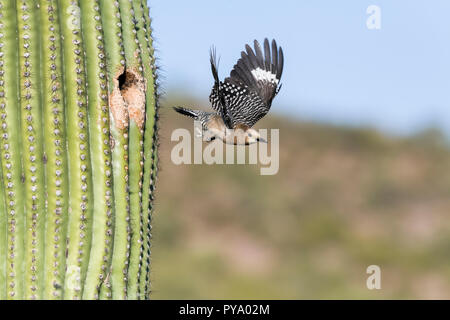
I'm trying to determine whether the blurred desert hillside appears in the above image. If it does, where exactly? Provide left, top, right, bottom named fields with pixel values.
left=150, top=96, right=450, bottom=299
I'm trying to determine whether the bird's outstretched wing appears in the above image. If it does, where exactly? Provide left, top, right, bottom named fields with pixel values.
left=209, top=38, right=284, bottom=128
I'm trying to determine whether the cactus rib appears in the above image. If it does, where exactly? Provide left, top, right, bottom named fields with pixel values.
left=136, top=0, right=159, bottom=299
left=118, top=0, right=147, bottom=300
left=0, top=150, right=5, bottom=300
left=0, top=0, right=25, bottom=300
left=79, top=0, right=115, bottom=300
left=59, top=0, right=93, bottom=300
left=40, top=0, right=69, bottom=300
left=99, top=0, right=130, bottom=300
left=17, top=0, right=46, bottom=300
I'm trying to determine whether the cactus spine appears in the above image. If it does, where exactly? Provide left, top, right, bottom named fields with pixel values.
left=0, top=0, right=159, bottom=300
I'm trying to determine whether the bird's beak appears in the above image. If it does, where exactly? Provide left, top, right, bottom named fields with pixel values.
left=258, top=137, right=267, bottom=143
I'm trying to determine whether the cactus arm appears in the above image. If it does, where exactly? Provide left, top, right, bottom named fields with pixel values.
left=135, top=0, right=158, bottom=299
left=40, top=0, right=69, bottom=300
left=59, top=0, right=93, bottom=300
left=117, top=0, right=146, bottom=300
left=0, top=0, right=25, bottom=300
left=79, top=0, right=115, bottom=300
left=98, top=0, right=129, bottom=300
left=16, top=1, right=46, bottom=300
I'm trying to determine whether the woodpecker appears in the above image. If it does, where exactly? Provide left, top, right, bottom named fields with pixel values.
left=174, top=38, right=284, bottom=145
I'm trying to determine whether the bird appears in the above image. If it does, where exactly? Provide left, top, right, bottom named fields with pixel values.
left=173, top=38, right=284, bottom=145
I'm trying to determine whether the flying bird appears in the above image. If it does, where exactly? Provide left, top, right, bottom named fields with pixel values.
left=174, top=38, right=284, bottom=145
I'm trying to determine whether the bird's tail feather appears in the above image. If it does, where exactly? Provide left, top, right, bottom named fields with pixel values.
left=173, top=106, right=200, bottom=119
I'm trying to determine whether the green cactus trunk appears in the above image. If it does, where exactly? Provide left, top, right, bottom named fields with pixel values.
left=0, top=0, right=159, bottom=300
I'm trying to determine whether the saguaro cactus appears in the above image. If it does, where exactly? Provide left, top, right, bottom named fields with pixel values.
left=0, top=0, right=159, bottom=300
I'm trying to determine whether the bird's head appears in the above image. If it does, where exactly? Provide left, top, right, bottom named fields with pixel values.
left=245, top=128, right=267, bottom=144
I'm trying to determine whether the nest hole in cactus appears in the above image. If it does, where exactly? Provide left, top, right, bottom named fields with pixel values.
left=110, top=68, right=147, bottom=130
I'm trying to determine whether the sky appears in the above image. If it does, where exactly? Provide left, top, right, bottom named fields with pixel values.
left=147, top=0, right=450, bottom=136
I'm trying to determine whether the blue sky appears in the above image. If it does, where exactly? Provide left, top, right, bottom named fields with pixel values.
left=148, top=0, right=450, bottom=136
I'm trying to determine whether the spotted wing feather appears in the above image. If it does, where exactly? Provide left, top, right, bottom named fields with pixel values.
left=209, top=38, right=284, bottom=128
left=209, top=47, right=233, bottom=128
